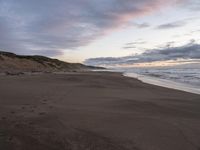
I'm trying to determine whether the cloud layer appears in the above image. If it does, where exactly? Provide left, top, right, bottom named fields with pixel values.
left=85, top=42, right=200, bottom=66
left=0, top=0, right=185, bottom=56
left=156, top=20, right=186, bottom=30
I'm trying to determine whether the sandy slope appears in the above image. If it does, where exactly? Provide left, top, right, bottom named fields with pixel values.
left=0, top=72, right=200, bottom=150
left=0, top=51, right=100, bottom=73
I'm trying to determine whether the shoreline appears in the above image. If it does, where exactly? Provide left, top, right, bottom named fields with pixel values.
left=94, top=69, right=200, bottom=95
left=124, top=72, right=200, bottom=95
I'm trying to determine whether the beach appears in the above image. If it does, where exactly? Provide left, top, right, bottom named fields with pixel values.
left=0, top=71, right=200, bottom=150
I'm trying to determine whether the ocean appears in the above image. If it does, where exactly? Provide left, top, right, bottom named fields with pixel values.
left=111, top=67, right=200, bottom=95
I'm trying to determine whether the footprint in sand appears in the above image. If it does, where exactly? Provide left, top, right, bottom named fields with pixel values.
left=41, top=99, right=48, bottom=105
left=28, top=122, right=34, bottom=125
left=30, top=109, right=35, bottom=112
left=32, top=105, right=37, bottom=108
left=49, top=106, right=53, bottom=109
left=24, top=104, right=30, bottom=106
left=1, top=116, right=6, bottom=120
left=10, top=111, right=15, bottom=114
left=39, top=112, right=46, bottom=115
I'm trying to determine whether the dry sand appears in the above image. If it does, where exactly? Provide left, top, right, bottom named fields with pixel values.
left=0, top=71, right=200, bottom=150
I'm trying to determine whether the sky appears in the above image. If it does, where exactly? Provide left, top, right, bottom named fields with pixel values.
left=0, top=0, right=200, bottom=67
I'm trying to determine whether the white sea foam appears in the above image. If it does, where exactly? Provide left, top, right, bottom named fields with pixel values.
left=112, top=67, right=200, bottom=95
left=124, top=72, right=200, bottom=95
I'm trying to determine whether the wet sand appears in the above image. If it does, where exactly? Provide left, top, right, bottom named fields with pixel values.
left=0, top=71, right=200, bottom=150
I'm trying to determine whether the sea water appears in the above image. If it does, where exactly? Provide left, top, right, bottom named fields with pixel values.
left=115, top=67, right=200, bottom=95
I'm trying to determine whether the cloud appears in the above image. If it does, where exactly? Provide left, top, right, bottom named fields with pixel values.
left=0, top=0, right=185, bottom=56
left=126, top=41, right=147, bottom=45
left=85, top=42, right=200, bottom=66
left=130, top=22, right=150, bottom=28
left=184, top=0, right=200, bottom=11
left=123, top=46, right=137, bottom=49
left=156, top=20, right=186, bottom=30
left=123, top=40, right=147, bottom=49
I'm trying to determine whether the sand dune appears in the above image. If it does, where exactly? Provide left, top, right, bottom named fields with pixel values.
left=0, top=51, right=101, bottom=73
